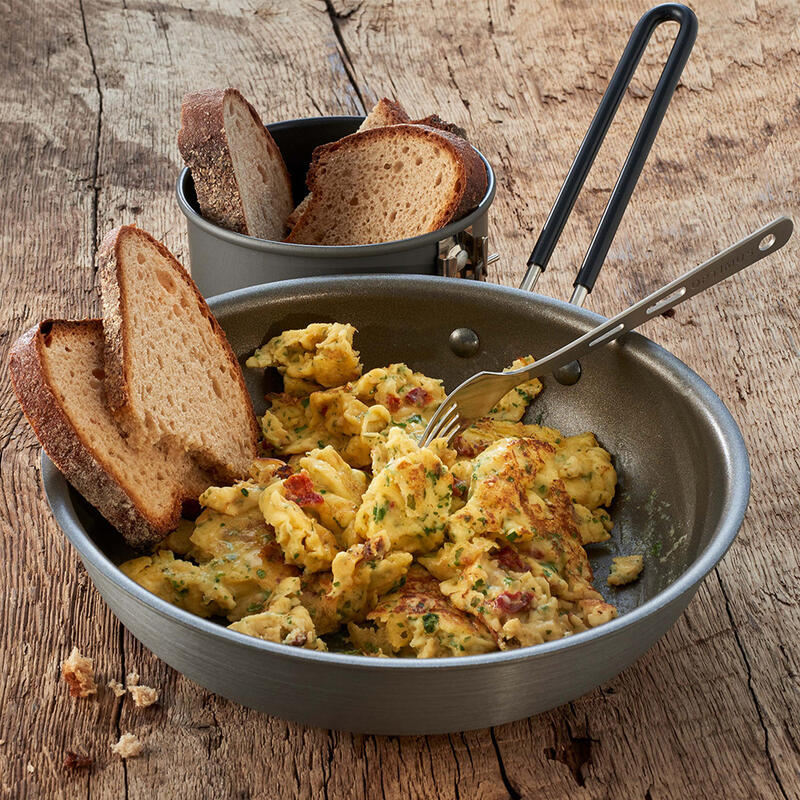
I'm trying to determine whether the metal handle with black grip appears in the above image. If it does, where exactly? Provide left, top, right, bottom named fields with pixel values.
left=520, top=3, right=698, bottom=301
left=515, top=217, right=792, bottom=381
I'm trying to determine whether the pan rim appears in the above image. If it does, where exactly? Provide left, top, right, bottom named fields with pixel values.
left=42, top=275, right=751, bottom=670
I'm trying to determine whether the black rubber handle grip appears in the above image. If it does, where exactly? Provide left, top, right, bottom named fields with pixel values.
left=526, top=3, right=697, bottom=294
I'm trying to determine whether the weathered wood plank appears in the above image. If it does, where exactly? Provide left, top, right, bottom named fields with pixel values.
left=332, top=0, right=800, bottom=797
left=0, top=1, right=128, bottom=797
left=1, top=0, right=798, bottom=798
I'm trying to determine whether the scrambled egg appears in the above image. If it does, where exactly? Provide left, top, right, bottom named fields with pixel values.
left=121, top=322, right=631, bottom=658
left=607, top=555, right=644, bottom=586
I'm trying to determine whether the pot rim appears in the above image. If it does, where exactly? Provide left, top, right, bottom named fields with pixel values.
left=43, top=275, right=751, bottom=671
left=175, top=115, right=497, bottom=258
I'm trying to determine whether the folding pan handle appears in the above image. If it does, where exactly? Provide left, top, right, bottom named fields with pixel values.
left=520, top=3, right=698, bottom=303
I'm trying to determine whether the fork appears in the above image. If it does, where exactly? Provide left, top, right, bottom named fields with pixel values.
left=420, top=217, right=793, bottom=447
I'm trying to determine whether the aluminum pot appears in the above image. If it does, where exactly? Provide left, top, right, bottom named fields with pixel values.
left=42, top=274, right=750, bottom=735
left=176, top=116, right=497, bottom=297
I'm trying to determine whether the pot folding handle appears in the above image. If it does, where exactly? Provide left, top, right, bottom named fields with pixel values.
left=520, top=3, right=698, bottom=305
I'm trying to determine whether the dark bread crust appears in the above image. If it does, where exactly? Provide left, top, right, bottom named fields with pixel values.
left=177, top=87, right=291, bottom=235
left=286, top=124, right=487, bottom=243
left=8, top=320, right=179, bottom=549
left=178, top=88, right=244, bottom=233
left=98, top=225, right=260, bottom=480
left=410, top=114, right=468, bottom=141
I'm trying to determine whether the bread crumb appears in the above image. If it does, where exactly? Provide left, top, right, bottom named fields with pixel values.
left=110, top=733, right=144, bottom=759
left=107, top=679, right=126, bottom=698
left=63, top=751, right=93, bottom=771
left=0, top=739, right=5, bottom=746
left=128, top=685, right=158, bottom=708
left=27, top=763, right=34, bottom=774
left=61, top=648, right=97, bottom=698
left=125, top=670, right=140, bottom=688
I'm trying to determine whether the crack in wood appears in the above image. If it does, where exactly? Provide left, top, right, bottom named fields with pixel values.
left=77, top=0, right=102, bottom=270
left=716, top=569, right=790, bottom=800
left=445, top=734, right=462, bottom=799
left=323, top=0, right=367, bottom=112
left=319, top=728, right=333, bottom=800
left=489, top=728, right=521, bottom=800
left=113, top=624, right=129, bottom=800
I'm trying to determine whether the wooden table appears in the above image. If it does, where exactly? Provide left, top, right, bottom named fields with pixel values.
left=2, top=1, right=798, bottom=797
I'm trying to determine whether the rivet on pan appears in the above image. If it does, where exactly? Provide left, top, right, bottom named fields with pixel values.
left=554, top=360, right=582, bottom=385
left=449, top=328, right=480, bottom=357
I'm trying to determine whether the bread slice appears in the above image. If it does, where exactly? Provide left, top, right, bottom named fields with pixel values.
left=285, top=98, right=411, bottom=231
left=98, top=226, right=259, bottom=482
left=178, top=88, right=292, bottom=240
left=359, top=97, right=411, bottom=130
left=8, top=320, right=211, bottom=548
left=285, top=125, right=487, bottom=245
left=285, top=193, right=314, bottom=233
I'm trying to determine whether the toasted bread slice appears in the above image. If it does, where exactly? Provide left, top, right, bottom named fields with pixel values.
left=178, top=88, right=292, bottom=240
left=8, top=320, right=210, bottom=548
left=285, top=125, right=487, bottom=245
left=285, top=98, right=411, bottom=230
left=99, top=226, right=259, bottom=481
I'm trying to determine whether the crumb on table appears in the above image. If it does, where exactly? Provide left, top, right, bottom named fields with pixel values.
left=63, top=751, right=93, bottom=771
left=61, top=648, right=97, bottom=698
left=125, top=670, right=140, bottom=688
left=607, top=555, right=644, bottom=586
left=110, top=733, right=144, bottom=759
left=129, top=685, right=158, bottom=708
left=108, top=679, right=126, bottom=698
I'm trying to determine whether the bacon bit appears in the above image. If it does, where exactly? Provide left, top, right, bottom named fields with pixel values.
left=283, top=472, right=324, bottom=507
left=275, top=464, right=293, bottom=480
left=404, top=387, right=432, bottom=407
left=452, top=477, right=468, bottom=501
left=63, top=751, right=93, bottom=771
left=385, top=394, right=401, bottom=412
left=451, top=435, right=482, bottom=458
left=285, top=630, right=308, bottom=647
left=493, top=591, right=534, bottom=614
left=517, top=543, right=546, bottom=561
left=494, top=546, right=528, bottom=573
left=259, top=538, right=282, bottom=562
left=362, top=535, right=389, bottom=562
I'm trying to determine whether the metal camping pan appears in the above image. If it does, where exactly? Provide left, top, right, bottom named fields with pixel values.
left=41, top=263, right=764, bottom=734
left=40, top=5, right=787, bottom=734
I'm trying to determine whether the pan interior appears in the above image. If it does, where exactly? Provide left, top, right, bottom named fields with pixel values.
left=67, top=276, right=741, bottom=624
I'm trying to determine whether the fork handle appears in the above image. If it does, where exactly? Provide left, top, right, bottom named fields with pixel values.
left=515, top=217, right=793, bottom=380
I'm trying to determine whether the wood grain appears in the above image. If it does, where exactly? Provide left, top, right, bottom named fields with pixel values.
left=1, top=0, right=798, bottom=798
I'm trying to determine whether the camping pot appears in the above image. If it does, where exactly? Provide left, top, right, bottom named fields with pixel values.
left=176, top=116, right=497, bottom=296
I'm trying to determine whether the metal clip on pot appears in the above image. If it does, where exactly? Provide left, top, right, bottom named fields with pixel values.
left=437, top=230, right=500, bottom=280
left=520, top=3, right=698, bottom=307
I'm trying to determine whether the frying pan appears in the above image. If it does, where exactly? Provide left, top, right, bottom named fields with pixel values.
left=38, top=4, right=774, bottom=734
